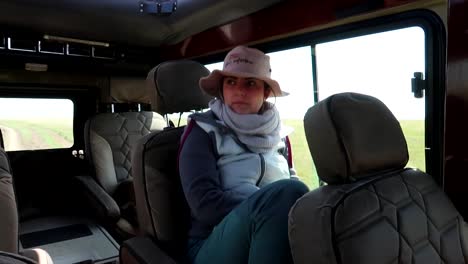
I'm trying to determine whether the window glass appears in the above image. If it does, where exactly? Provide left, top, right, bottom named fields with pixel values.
left=0, top=98, right=74, bottom=151
left=267, top=47, right=317, bottom=188
left=204, top=27, right=425, bottom=189
left=315, top=26, right=426, bottom=171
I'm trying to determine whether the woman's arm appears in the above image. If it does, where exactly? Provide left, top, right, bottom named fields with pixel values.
left=179, top=122, right=245, bottom=226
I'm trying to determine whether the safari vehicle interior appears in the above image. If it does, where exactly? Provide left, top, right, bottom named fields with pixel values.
left=0, top=0, right=467, bottom=263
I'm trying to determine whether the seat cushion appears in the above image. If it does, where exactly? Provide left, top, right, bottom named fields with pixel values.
left=0, top=149, right=18, bottom=253
left=0, top=251, right=36, bottom=264
left=292, top=92, right=468, bottom=263
left=85, top=111, right=166, bottom=194
left=132, top=127, right=190, bottom=260
left=289, top=168, right=468, bottom=264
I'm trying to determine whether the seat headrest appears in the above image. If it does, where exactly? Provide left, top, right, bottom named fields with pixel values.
left=147, top=60, right=213, bottom=115
left=304, top=92, right=408, bottom=184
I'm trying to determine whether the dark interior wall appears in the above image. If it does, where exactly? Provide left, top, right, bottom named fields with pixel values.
left=0, top=0, right=282, bottom=47
left=0, top=76, right=100, bottom=219
left=156, top=0, right=423, bottom=60
left=445, top=0, right=468, bottom=218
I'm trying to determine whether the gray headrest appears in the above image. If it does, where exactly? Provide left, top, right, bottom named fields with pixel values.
left=147, top=60, right=213, bottom=115
left=304, top=92, right=408, bottom=184
left=109, top=77, right=153, bottom=105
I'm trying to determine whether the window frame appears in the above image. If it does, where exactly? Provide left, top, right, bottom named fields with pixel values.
left=0, top=84, right=98, bottom=151
left=0, top=97, right=74, bottom=151
left=200, top=9, right=446, bottom=186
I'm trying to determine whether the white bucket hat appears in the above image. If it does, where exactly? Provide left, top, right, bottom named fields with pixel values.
left=199, top=46, right=288, bottom=98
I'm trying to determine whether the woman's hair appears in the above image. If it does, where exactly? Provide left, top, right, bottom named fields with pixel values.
left=264, top=82, right=272, bottom=96
left=264, top=82, right=273, bottom=97
left=218, top=78, right=225, bottom=100
left=258, top=82, right=276, bottom=114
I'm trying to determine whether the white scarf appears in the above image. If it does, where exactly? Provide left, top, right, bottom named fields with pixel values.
left=209, top=99, right=281, bottom=153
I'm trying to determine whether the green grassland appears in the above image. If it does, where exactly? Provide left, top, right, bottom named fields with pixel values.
left=0, top=119, right=73, bottom=149
left=170, top=116, right=425, bottom=190
left=0, top=117, right=424, bottom=190
left=284, top=119, right=425, bottom=190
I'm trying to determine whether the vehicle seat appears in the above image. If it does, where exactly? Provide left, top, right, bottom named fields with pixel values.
left=120, top=60, right=212, bottom=264
left=288, top=92, right=468, bottom=263
left=0, top=129, right=53, bottom=263
left=80, top=77, right=167, bottom=238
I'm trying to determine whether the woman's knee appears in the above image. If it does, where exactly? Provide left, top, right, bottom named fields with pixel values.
left=269, top=179, right=309, bottom=198
left=256, top=180, right=309, bottom=210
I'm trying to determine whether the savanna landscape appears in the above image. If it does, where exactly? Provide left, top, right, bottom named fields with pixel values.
left=0, top=119, right=73, bottom=151
left=0, top=117, right=423, bottom=190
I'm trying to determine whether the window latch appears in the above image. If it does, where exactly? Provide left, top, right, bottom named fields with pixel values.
left=411, top=72, right=426, bottom=98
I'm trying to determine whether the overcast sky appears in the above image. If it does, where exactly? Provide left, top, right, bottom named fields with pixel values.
left=206, top=26, right=425, bottom=120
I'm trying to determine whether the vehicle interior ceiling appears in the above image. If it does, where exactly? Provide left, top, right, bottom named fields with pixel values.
left=0, top=0, right=450, bottom=246
left=0, top=0, right=286, bottom=237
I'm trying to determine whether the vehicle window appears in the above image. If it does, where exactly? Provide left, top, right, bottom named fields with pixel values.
left=315, top=26, right=426, bottom=171
left=266, top=47, right=317, bottom=188
left=205, top=26, right=426, bottom=189
left=0, top=98, right=74, bottom=151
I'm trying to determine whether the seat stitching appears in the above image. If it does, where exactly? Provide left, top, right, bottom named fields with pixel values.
left=116, top=114, right=130, bottom=180
left=399, top=173, right=448, bottom=261
left=339, top=184, right=415, bottom=252
left=336, top=175, right=459, bottom=262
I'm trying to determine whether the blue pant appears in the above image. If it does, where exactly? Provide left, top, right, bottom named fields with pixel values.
left=188, top=179, right=309, bottom=264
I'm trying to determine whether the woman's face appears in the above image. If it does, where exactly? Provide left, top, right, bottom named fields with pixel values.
left=222, top=76, right=270, bottom=114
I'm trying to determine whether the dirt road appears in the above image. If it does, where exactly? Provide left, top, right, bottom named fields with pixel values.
left=0, top=125, right=25, bottom=151
left=0, top=125, right=72, bottom=151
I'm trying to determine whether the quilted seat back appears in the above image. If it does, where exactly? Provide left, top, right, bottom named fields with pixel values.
left=85, top=111, right=166, bottom=194
left=289, top=93, right=468, bottom=264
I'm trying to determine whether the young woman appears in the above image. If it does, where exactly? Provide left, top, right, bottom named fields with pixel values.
left=179, top=46, right=309, bottom=264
